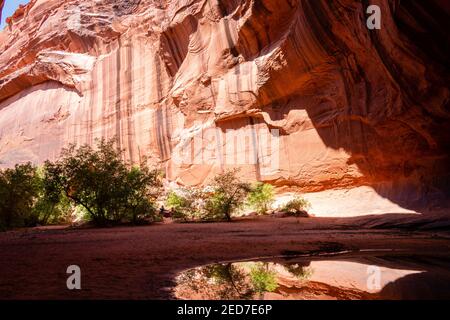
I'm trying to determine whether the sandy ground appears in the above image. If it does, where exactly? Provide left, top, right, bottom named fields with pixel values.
left=0, top=215, right=450, bottom=299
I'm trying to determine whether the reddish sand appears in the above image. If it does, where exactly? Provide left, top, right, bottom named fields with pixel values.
left=0, top=216, right=449, bottom=299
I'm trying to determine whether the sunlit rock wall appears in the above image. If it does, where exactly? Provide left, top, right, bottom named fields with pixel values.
left=0, top=0, right=449, bottom=209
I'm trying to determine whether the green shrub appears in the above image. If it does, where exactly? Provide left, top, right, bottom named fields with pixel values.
left=0, top=164, right=76, bottom=230
left=166, top=190, right=194, bottom=220
left=122, top=166, right=162, bottom=224
left=44, top=139, right=162, bottom=226
left=280, top=196, right=311, bottom=216
left=33, top=192, right=73, bottom=225
left=0, top=163, right=41, bottom=230
left=166, top=170, right=252, bottom=222
left=203, top=192, right=229, bottom=221
left=249, top=264, right=278, bottom=293
left=0, top=140, right=163, bottom=229
left=203, top=169, right=251, bottom=221
left=247, top=182, right=275, bottom=215
left=284, top=264, right=314, bottom=280
left=166, top=188, right=211, bottom=221
left=33, top=167, right=73, bottom=225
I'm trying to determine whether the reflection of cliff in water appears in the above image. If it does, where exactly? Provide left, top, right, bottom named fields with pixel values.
left=173, top=254, right=450, bottom=300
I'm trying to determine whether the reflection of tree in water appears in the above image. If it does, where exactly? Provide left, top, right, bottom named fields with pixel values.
left=284, top=263, right=314, bottom=280
left=205, top=264, right=254, bottom=299
left=176, top=257, right=450, bottom=300
left=249, top=263, right=279, bottom=293
left=176, top=262, right=321, bottom=299
left=175, top=263, right=253, bottom=299
left=176, top=262, right=285, bottom=299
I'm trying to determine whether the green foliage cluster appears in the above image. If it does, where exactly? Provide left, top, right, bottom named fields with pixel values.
left=166, top=169, right=253, bottom=222
left=1, top=139, right=313, bottom=230
left=166, top=188, right=204, bottom=221
left=0, top=139, right=163, bottom=230
left=249, top=263, right=279, bottom=293
left=166, top=171, right=314, bottom=222
left=280, top=196, right=311, bottom=216
left=44, top=139, right=162, bottom=226
left=0, top=163, right=72, bottom=230
left=284, top=264, right=314, bottom=280
left=0, top=163, right=41, bottom=230
left=246, top=182, right=275, bottom=215
left=204, top=169, right=252, bottom=221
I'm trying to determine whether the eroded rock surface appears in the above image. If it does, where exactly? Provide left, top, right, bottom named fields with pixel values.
left=0, top=0, right=449, bottom=212
left=0, top=1, right=4, bottom=22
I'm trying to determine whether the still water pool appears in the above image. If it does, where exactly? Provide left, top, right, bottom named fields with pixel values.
left=174, top=253, right=450, bottom=300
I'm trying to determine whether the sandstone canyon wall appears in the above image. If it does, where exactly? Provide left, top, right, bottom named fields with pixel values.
left=0, top=0, right=449, bottom=214
left=0, top=1, right=4, bottom=22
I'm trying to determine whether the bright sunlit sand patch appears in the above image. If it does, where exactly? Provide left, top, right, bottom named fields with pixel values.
left=274, top=186, right=420, bottom=217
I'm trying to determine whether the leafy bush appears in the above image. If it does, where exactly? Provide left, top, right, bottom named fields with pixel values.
left=0, top=139, right=163, bottom=229
left=123, top=166, right=162, bottom=224
left=249, top=264, right=278, bottom=293
left=0, top=163, right=41, bottom=230
left=203, top=169, right=251, bottom=221
left=0, top=164, right=77, bottom=230
left=33, top=167, right=73, bottom=225
left=33, top=191, right=72, bottom=225
left=247, top=182, right=275, bottom=215
left=166, top=190, right=195, bottom=220
left=284, top=264, right=314, bottom=280
left=203, top=192, right=229, bottom=221
left=166, top=188, right=212, bottom=221
left=166, top=170, right=252, bottom=222
left=44, top=139, right=162, bottom=226
left=280, top=196, right=311, bottom=216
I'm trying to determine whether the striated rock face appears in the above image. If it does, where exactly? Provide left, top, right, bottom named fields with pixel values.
left=0, top=1, right=4, bottom=22
left=0, top=0, right=449, bottom=211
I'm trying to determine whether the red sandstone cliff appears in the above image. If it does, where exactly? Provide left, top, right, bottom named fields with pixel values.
left=0, top=0, right=449, bottom=211
left=0, top=1, right=4, bottom=22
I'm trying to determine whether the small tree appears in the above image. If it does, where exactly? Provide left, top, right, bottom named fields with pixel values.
left=166, top=191, right=192, bottom=221
left=204, top=169, right=251, bottom=221
left=284, top=264, right=314, bottom=280
left=280, top=196, right=311, bottom=217
left=250, top=263, right=278, bottom=293
left=34, top=167, right=72, bottom=225
left=166, top=188, right=206, bottom=221
left=247, top=182, right=275, bottom=215
left=44, top=139, right=162, bottom=226
left=123, top=165, right=162, bottom=224
left=0, top=163, right=41, bottom=229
